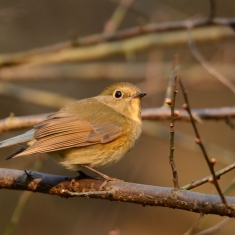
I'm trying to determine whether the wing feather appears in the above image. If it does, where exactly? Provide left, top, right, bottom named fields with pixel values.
left=16, top=110, right=122, bottom=156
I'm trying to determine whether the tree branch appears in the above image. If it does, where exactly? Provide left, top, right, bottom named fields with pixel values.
left=0, top=168, right=235, bottom=217
left=0, top=106, right=235, bottom=132
left=187, top=28, right=235, bottom=95
left=179, top=79, right=228, bottom=206
left=0, top=18, right=234, bottom=66
left=0, top=63, right=234, bottom=81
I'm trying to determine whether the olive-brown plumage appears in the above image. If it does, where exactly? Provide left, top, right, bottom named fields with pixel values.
left=0, top=82, right=146, bottom=176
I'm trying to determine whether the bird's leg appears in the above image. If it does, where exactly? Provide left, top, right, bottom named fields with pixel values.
left=81, top=164, right=116, bottom=181
left=81, top=165, right=123, bottom=190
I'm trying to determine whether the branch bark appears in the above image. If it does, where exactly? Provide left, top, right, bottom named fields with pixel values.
left=0, top=168, right=235, bottom=217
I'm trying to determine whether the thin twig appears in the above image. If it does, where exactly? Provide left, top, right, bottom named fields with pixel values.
left=184, top=165, right=235, bottom=235
left=143, top=121, right=235, bottom=166
left=225, top=119, right=235, bottom=129
left=182, top=162, right=235, bottom=190
left=196, top=218, right=233, bottom=235
left=0, top=82, right=75, bottom=109
left=3, top=159, right=43, bottom=235
left=162, top=55, right=179, bottom=108
left=3, top=192, right=32, bottom=235
left=166, top=75, right=179, bottom=188
left=0, top=16, right=234, bottom=62
left=0, top=63, right=235, bottom=82
left=104, top=0, right=134, bottom=33
left=209, top=0, right=216, bottom=21
left=179, top=78, right=227, bottom=206
left=183, top=214, right=204, bottom=235
left=0, top=23, right=234, bottom=66
left=224, top=178, right=235, bottom=196
left=187, top=28, right=235, bottom=95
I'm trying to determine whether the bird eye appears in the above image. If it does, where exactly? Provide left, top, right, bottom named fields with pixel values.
left=114, top=90, right=122, bottom=98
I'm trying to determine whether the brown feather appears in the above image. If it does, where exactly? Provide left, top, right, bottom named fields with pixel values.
left=16, top=109, right=122, bottom=157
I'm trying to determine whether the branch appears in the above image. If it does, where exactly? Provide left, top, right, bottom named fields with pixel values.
left=142, top=107, right=235, bottom=121
left=196, top=218, right=233, bottom=235
left=0, top=113, right=51, bottom=133
left=0, top=83, right=75, bottom=109
left=104, top=0, right=134, bottom=33
left=183, top=161, right=235, bottom=190
left=179, top=79, right=227, bottom=206
left=0, top=168, right=235, bottom=217
left=0, top=63, right=235, bottom=81
left=0, top=19, right=234, bottom=66
left=1, top=106, right=235, bottom=132
left=187, top=28, right=235, bottom=94
left=166, top=75, right=180, bottom=188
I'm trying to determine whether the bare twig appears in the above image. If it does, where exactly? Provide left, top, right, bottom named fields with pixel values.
left=0, top=168, right=235, bottom=217
left=3, top=191, right=32, bottom=235
left=184, top=160, right=235, bottom=235
left=0, top=63, right=235, bottom=82
left=3, top=159, right=43, bottom=235
left=1, top=106, right=235, bottom=133
left=224, top=178, right=235, bottom=195
left=208, top=0, right=216, bottom=21
left=182, top=162, right=235, bottom=190
left=104, top=0, right=134, bottom=33
left=179, top=78, right=227, bottom=206
left=196, top=218, right=233, bottom=235
left=183, top=214, right=204, bottom=235
left=187, top=29, right=235, bottom=95
left=0, top=83, right=75, bottom=109
left=162, top=55, right=179, bottom=108
left=143, top=121, right=235, bottom=166
left=142, top=106, right=235, bottom=121
left=166, top=76, right=179, bottom=188
left=225, top=119, right=235, bottom=129
left=1, top=16, right=234, bottom=60
left=0, top=21, right=234, bottom=66
left=0, top=113, right=50, bottom=133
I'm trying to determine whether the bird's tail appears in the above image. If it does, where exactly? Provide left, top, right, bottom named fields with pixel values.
left=0, top=129, right=34, bottom=148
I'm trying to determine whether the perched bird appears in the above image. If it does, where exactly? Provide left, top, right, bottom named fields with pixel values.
left=0, top=82, right=146, bottom=179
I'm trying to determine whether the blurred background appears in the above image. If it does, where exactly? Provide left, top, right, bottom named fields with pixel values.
left=0, top=0, right=235, bottom=234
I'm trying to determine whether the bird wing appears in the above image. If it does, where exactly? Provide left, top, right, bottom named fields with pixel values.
left=16, top=111, right=122, bottom=156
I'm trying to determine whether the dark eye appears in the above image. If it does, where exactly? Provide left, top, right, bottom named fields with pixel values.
left=114, top=91, right=122, bottom=98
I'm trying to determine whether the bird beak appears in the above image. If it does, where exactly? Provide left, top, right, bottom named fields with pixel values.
left=133, top=92, right=147, bottom=99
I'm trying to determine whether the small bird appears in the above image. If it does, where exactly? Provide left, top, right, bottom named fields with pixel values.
left=0, top=82, right=146, bottom=179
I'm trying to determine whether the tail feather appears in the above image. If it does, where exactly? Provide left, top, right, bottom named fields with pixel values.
left=0, top=129, right=34, bottom=148
left=5, top=148, right=26, bottom=160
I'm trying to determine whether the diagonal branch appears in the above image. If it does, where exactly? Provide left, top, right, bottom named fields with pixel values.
left=187, top=28, right=235, bottom=95
left=183, top=161, right=235, bottom=190
left=179, top=79, right=227, bottom=206
left=196, top=218, right=233, bottom=235
left=0, top=17, right=234, bottom=66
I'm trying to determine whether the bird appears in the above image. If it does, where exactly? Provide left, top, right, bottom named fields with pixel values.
left=0, top=82, right=146, bottom=180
